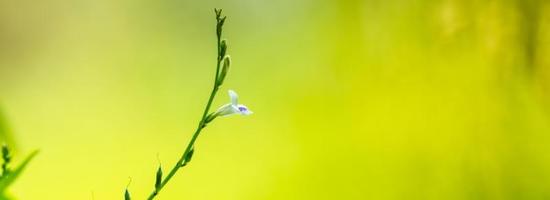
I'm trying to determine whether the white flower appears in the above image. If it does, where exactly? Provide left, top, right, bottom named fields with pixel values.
left=214, top=90, right=253, bottom=117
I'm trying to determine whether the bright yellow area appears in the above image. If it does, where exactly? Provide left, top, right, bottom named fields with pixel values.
left=1, top=0, right=550, bottom=199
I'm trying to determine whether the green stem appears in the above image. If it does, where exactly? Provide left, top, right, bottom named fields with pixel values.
left=146, top=9, right=225, bottom=200
left=146, top=86, right=218, bottom=200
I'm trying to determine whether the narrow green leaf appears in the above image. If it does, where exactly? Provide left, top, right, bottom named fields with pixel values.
left=0, top=150, right=38, bottom=191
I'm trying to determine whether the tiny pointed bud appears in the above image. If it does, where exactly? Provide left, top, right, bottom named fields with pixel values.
left=217, top=55, right=231, bottom=85
left=215, top=8, right=222, bottom=18
left=155, top=166, right=163, bottom=190
left=219, top=16, right=226, bottom=27
left=125, top=189, right=131, bottom=200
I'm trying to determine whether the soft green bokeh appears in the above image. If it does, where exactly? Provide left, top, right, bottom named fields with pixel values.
left=1, top=0, right=550, bottom=199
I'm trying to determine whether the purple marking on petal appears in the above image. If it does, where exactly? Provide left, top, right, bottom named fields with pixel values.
left=238, top=106, right=248, bottom=112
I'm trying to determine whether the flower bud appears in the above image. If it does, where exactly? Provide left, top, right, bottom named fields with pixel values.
left=216, top=16, right=226, bottom=38
left=219, top=39, right=227, bottom=57
left=155, top=166, right=163, bottom=190
left=182, top=148, right=195, bottom=166
left=125, top=189, right=131, bottom=200
left=217, top=55, right=231, bottom=85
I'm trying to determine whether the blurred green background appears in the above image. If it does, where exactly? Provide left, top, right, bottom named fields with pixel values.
left=1, top=0, right=550, bottom=199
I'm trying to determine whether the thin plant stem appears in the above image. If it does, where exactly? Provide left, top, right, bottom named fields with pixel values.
left=146, top=8, right=227, bottom=200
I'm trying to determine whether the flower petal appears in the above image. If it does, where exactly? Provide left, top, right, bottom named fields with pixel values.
left=228, top=90, right=238, bottom=105
left=215, top=103, right=240, bottom=116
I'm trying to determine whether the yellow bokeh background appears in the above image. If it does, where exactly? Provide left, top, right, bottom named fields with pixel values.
left=1, top=0, right=550, bottom=199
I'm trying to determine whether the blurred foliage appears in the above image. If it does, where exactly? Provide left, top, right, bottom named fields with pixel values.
left=0, top=149, right=38, bottom=200
left=0, top=109, right=37, bottom=199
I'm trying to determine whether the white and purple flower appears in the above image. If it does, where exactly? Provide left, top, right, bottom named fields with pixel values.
left=212, top=90, right=252, bottom=118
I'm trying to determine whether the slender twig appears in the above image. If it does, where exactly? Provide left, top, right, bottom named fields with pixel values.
left=146, top=8, right=227, bottom=200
